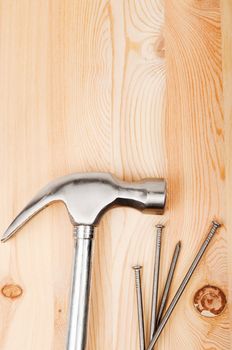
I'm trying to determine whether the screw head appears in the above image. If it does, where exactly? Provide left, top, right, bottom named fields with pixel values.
left=156, top=224, right=165, bottom=229
left=132, top=265, right=142, bottom=271
left=212, top=221, right=221, bottom=228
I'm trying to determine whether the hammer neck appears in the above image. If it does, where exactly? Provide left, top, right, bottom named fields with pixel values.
left=68, top=224, right=96, bottom=350
left=73, top=225, right=95, bottom=240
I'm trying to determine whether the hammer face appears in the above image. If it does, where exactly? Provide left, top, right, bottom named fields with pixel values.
left=2, top=172, right=166, bottom=242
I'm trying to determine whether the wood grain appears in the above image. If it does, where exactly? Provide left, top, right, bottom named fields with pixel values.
left=164, top=1, right=229, bottom=349
left=222, top=0, right=232, bottom=348
left=0, top=0, right=231, bottom=349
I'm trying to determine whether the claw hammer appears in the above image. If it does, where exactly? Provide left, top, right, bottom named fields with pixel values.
left=1, top=172, right=166, bottom=350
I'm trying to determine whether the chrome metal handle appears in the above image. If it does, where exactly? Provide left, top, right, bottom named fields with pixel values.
left=67, top=225, right=95, bottom=350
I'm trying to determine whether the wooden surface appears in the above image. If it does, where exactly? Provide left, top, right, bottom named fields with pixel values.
left=0, top=0, right=231, bottom=349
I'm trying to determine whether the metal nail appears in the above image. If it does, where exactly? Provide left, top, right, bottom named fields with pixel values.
left=147, top=221, right=221, bottom=350
left=149, top=224, right=164, bottom=346
left=133, top=265, right=146, bottom=350
left=157, top=241, right=181, bottom=326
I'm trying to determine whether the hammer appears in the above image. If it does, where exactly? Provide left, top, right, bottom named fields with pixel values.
left=1, top=172, right=166, bottom=350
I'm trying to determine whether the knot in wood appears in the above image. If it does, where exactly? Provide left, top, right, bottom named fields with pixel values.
left=193, top=285, right=226, bottom=317
left=141, top=34, right=165, bottom=61
left=1, top=284, right=23, bottom=299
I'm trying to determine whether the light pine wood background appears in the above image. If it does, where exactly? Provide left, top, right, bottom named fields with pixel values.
left=0, top=0, right=231, bottom=349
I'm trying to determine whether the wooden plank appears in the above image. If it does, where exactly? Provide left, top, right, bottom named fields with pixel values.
left=110, top=1, right=166, bottom=349
left=163, top=1, right=230, bottom=349
left=222, top=0, right=232, bottom=348
left=0, top=1, right=112, bottom=349
left=163, top=1, right=228, bottom=349
left=0, top=1, right=231, bottom=349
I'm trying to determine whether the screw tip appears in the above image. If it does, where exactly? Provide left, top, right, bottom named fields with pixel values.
left=132, top=265, right=142, bottom=270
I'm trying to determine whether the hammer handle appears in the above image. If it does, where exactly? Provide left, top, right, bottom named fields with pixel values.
left=67, top=225, right=95, bottom=350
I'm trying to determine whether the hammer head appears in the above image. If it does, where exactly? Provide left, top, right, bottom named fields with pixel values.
left=1, top=172, right=166, bottom=242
